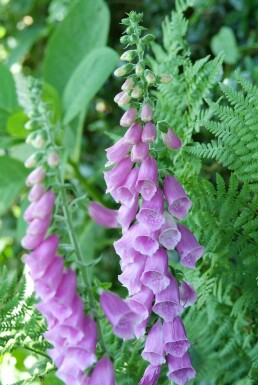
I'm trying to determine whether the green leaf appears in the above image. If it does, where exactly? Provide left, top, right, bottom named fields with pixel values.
left=0, top=64, right=18, bottom=131
left=42, top=0, right=110, bottom=95
left=0, top=156, right=28, bottom=216
left=63, top=47, right=118, bottom=124
left=211, top=27, right=240, bottom=65
left=7, top=110, right=28, bottom=139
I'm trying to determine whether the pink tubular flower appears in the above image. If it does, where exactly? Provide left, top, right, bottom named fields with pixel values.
left=117, top=195, right=139, bottom=232
left=139, top=364, right=161, bottom=385
left=142, top=122, right=157, bottom=143
left=162, top=128, right=182, bottom=149
left=158, top=212, right=181, bottom=250
left=126, top=285, right=154, bottom=321
left=30, top=190, right=55, bottom=220
left=133, top=230, right=159, bottom=257
left=25, top=165, right=46, bottom=186
left=118, top=253, right=147, bottom=295
left=140, top=247, right=170, bottom=294
left=163, top=175, right=192, bottom=220
left=120, top=107, right=137, bottom=127
left=115, top=168, right=139, bottom=207
left=179, top=280, right=197, bottom=307
left=88, top=202, right=119, bottom=228
left=163, top=317, right=190, bottom=357
left=141, top=103, right=153, bottom=122
left=124, top=122, right=142, bottom=145
left=136, top=156, right=158, bottom=201
left=141, top=321, right=166, bottom=366
left=100, top=291, right=139, bottom=339
left=104, top=157, right=133, bottom=193
left=131, top=141, right=149, bottom=162
left=153, top=275, right=183, bottom=322
left=167, top=352, right=196, bottom=385
left=136, top=188, right=165, bottom=231
left=105, top=138, right=131, bottom=166
left=89, top=357, right=115, bottom=385
left=176, top=224, right=205, bottom=269
left=28, top=183, right=45, bottom=202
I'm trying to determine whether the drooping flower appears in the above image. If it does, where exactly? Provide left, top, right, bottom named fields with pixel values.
left=162, top=128, right=182, bottom=149
left=136, top=156, right=158, bottom=201
left=163, top=175, right=192, bottom=220
left=88, top=356, right=115, bottom=385
left=167, top=352, right=196, bottom=385
left=179, top=280, right=197, bottom=307
left=139, top=364, right=161, bottom=385
left=141, top=321, right=166, bottom=366
left=176, top=224, right=205, bottom=269
left=163, top=317, right=190, bottom=357
left=88, top=202, right=119, bottom=228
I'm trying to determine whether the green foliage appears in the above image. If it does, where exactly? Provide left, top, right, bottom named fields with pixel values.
left=63, top=47, right=118, bottom=124
left=42, top=0, right=110, bottom=95
left=0, top=63, right=18, bottom=131
left=188, top=75, right=258, bottom=183
left=0, top=156, right=28, bottom=216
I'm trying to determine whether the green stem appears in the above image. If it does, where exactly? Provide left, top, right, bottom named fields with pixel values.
left=69, top=159, right=106, bottom=205
left=46, top=121, right=107, bottom=353
left=23, top=345, right=50, bottom=359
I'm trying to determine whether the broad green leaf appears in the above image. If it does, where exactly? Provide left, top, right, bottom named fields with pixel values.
left=7, top=110, right=28, bottom=139
left=211, top=27, right=240, bottom=65
left=0, top=156, right=28, bottom=216
left=63, top=47, right=118, bottom=124
left=7, top=25, right=44, bottom=66
left=0, top=64, right=18, bottom=131
left=42, top=0, right=110, bottom=95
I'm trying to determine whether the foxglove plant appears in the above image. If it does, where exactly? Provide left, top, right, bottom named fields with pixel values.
left=21, top=79, right=115, bottom=385
left=89, top=11, right=204, bottom=385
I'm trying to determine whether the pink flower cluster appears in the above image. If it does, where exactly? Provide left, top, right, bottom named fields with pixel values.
left=89, top=102, right=204, bottom=385
left=22, top=167, right=115, bottom=384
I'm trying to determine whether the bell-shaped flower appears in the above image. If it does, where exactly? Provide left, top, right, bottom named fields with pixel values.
left=139, top=364, right=161, bottom=385
left=124, top=122, right=142, bottom=145
left=162, top=128, right=182, bottom=149
left=140, top=247, right=170, bottom=294
left=114, top=224, right=139, bottom=261
left=117, top=194, right=139, bottom=233
left=34, top=256, right=64, bottom=301
left=100, top=291, right=139, bottom=340
left=126, top=285, right=154, bottom=321
left=131, top=141, right=149, bottom=163
left=28, top=183, right=45, bottom=202
left=163, top=175, right=192, bottom=220
left=153, top=275, right=183, bottom=322
left=104, top=157, right=133, bottom=193
left=135, top=313, right=150, bottom=339
left=115, top=168, right=139, bottom=207
left=105, top=137, right=131, bottom=167
left=158, top=212, right=181, bottom=250
left=141, top=321, right=166, bottom=366
left=31, top=190, right=55, bottom=220
left=88, top=202, right=119, bottom=228
left=133, top=229, right=159, bottom=257
left=179, top=280, right=197, bottom=307
left=118, top=253, right=146, bottom=295
left=27, top=215, right=51, bottom=236
left=120, top=108, right=137, bottom=127
left=167, top=352, right=196, bottom=385
left=163, top=317, right=190, bottom=357
left=141, top=103, right=153, bottom=122
left=136, top=157, right=158, bottom=201
left=21, top=232, right=46, bottom=250
left=176, top=224, right=205, bottom=269
left=136, top=188, right=165, bottom=231
left=142, top=122, right=157, bottom=143
left=25, top=165, right=46, bottom=186
left=89, top=356, right=115, bottom=385
left=25, top=235, right=59, bottom=280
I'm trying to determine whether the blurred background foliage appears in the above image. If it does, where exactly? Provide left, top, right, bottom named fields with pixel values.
left=0, top=0, right=257, bottom=384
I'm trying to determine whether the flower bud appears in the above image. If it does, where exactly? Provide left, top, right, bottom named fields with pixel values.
left=24, top=153, right=37, bottom=168
left=141, top=34, right=155, bottom=45
left=114, top=64, right=134, bottom=77
left=26, top=166, right=46, bottom=187
left=47, top=151, right=59, bottom=167
left=120, top=50, right=137, bottom=62
left=24, top=120, right=34, bottom=130
left=120, top=35, right=130, bottom=45
left=30, top=133, right=47, bottom=149
left=131, top=86, right=142, bottom=98
left=158, top=74, right=173, bottom=84
left=118, top=93, right=131, bottom=107
left=121, top=78, right=134, bottom=91
left=141, top=103, right=153, bottom=122
left=135, top=61, right=145, bottom=75
left=162, top=128, right=182, bottom=149
left=120, top=108, right=137, bottom=127
left=144, top=69, right=156, bottom=84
